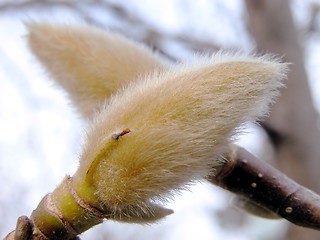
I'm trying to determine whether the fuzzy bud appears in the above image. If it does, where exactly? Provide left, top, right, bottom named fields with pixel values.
left=73, top=54, right=288, bottom=217
left=27, top=22, right=288, bottom=221
left=27, top=22, right=168, bottom=118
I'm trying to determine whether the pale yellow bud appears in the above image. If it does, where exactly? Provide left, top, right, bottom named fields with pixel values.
left=27, top=22, right=288, bottom=221
left=72, top=53, right=288, bottom=217
left=27, top=22, right=168, bottom=118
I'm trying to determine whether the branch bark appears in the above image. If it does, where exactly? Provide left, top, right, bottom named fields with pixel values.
left=209, top=144, right=320, bottom=230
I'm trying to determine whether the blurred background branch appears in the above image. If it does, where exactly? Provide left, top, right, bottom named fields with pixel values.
left=0, top=0, right=225, bottom=61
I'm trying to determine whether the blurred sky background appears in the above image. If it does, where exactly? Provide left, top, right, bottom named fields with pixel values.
left=1, top=0, right=320, bottom=239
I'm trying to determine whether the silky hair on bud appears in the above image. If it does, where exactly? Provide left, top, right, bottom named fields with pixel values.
left=27, top=20, right=288, bottom=221
left=73, top=52, right=288, bottom=217
left=26, top=22, right=168, bottom=118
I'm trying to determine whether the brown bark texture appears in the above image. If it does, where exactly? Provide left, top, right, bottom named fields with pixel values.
left=210, top=144, right=320, bottom=230
left=245, top=0, right=320, bottom=239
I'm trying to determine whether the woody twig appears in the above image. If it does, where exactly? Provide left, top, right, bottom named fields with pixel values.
left=209, top=144, right=320, bottom=230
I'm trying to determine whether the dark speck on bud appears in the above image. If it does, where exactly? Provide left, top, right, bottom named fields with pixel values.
left=112, top=128, right=131, bottom=140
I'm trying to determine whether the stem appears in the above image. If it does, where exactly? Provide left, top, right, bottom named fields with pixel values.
left=209, top=144, right=320, bottom=230
left=4, top=176, right=105, bottom=240
left=51, top=176, right=105, bottom=234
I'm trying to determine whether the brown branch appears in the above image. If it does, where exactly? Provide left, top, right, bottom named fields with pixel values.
left=209, top=144, right=320, bottom=230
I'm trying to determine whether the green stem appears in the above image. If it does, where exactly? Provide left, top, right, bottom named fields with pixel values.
left=30, top=176, right=104, bottom=240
